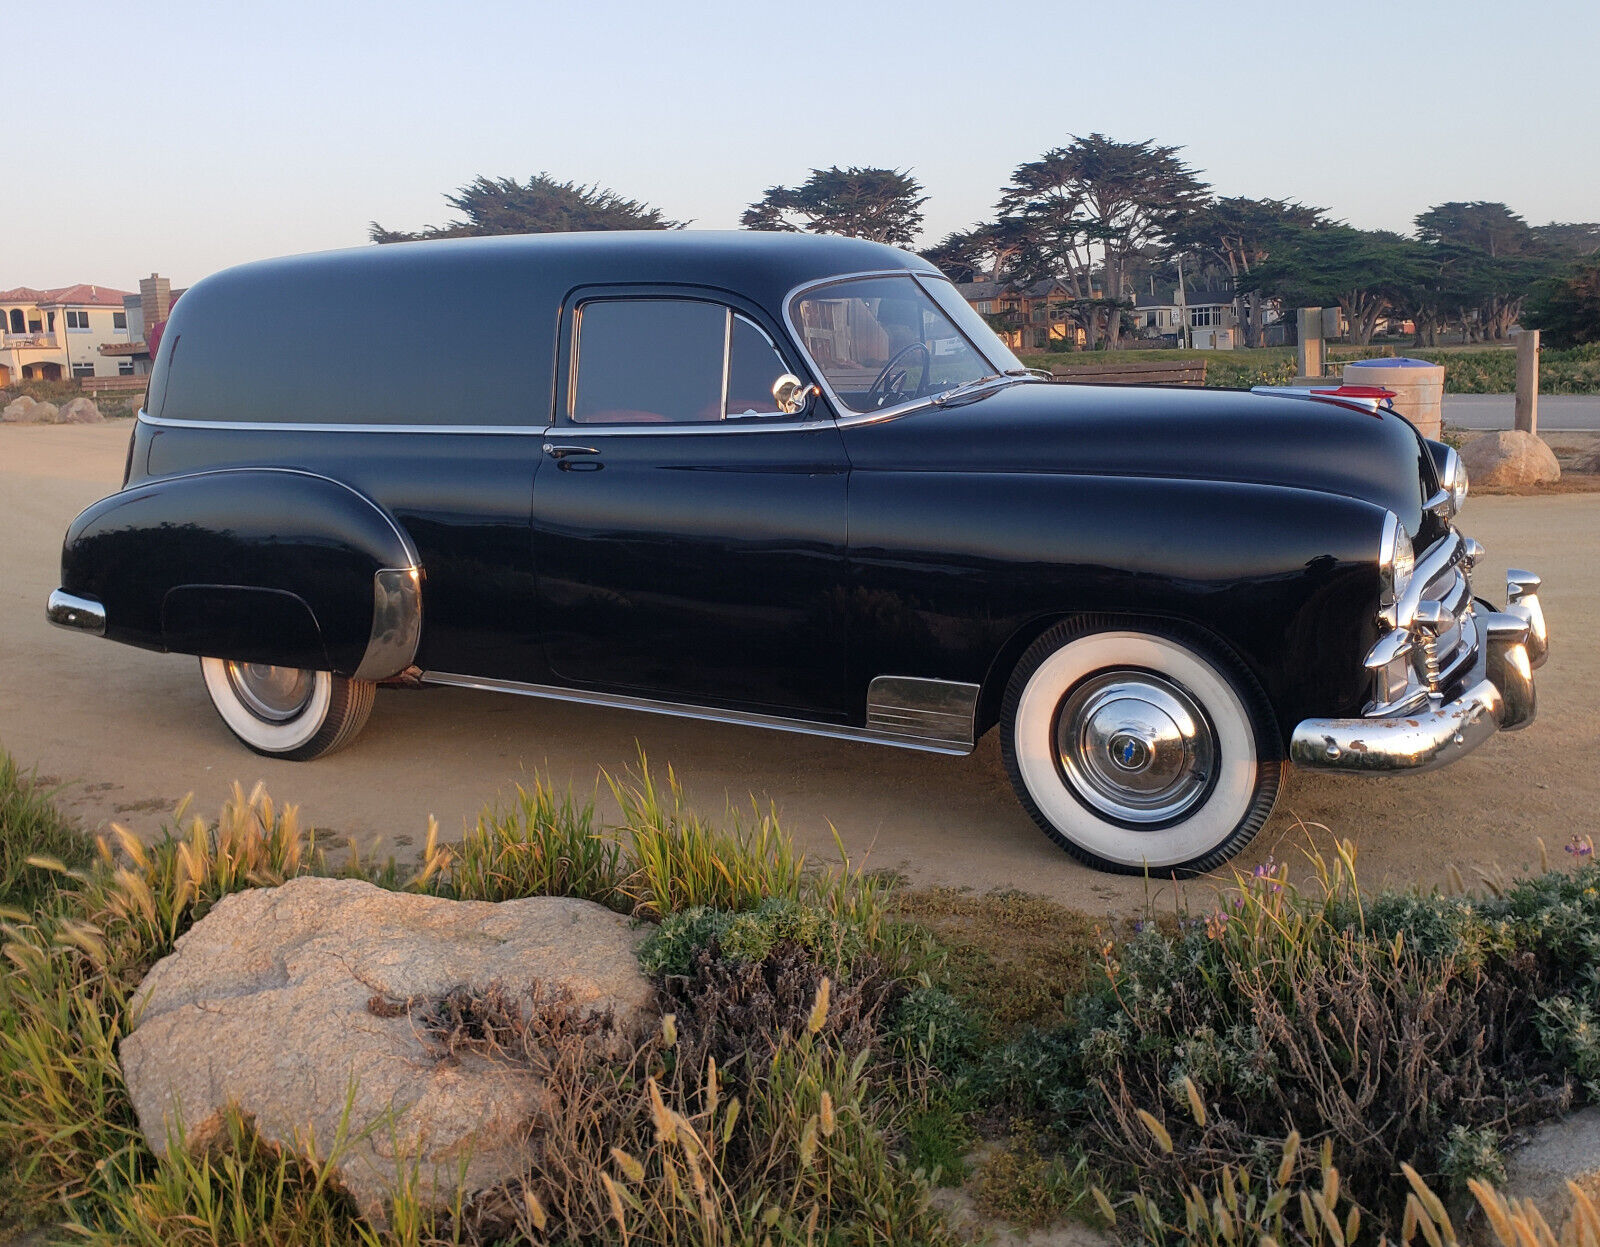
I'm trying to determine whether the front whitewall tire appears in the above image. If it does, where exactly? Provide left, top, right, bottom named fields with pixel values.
left=1001, top=622, right=1281, bottom=875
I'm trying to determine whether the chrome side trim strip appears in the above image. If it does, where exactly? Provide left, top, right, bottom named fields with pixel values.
left=141, top=410, right=837, bottom=439
left=47, top=589, right=106, bottom=636
left=353, top=567, right=423, bottom=682
left=139, top=411, right=551, bottom=436
left=417, top=671, right=977, bottom=756
left=545, top=417, right=834, bottom=437
left=865, top=675, right=980, bottom=748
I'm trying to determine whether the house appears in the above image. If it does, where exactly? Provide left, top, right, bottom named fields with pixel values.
left=96, top=274, right=184, bottom=378
left=955, top=278, right=1085, bottom=351
left=0, top=283, right=136, bottom=385
left=1133, top=288, right=1244, bottom=350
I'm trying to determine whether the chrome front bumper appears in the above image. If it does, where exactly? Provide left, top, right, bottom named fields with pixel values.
left=1290, top=569, right=1547, bottom=774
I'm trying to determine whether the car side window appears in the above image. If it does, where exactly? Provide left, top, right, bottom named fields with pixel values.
left=569, top=299, right=797, bottom=425
left=571, top=299, right=725, bottom=424
left=725, top=315, right=788, bottom=418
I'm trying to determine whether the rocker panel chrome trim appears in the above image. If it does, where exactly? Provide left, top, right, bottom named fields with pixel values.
left=417, top=671, right=977, bottom=756
left=865, top=675, right=980, bottom=748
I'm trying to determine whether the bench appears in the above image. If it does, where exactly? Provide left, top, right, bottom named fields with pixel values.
left=1047, top=358, right=1208, bottom=387
left=79, top=376, right=150, bottom=396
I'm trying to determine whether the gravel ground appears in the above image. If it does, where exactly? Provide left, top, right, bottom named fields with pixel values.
left=4, top=422, right=1596, bottom=913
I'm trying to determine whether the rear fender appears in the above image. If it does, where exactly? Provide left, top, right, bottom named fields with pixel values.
left=59, top=468, right=422, bottom=678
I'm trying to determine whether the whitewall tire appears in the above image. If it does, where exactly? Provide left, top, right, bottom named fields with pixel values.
left=1000, top=620, right=1281, bottom=875
left=199, top=658, right=376, bottom=761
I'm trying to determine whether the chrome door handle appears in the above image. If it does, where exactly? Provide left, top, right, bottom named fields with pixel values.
left=543, top=443, right=600, bottom=460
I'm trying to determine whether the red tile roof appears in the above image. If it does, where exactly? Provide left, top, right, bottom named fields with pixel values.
left=0, top=283, right=134, bottom=307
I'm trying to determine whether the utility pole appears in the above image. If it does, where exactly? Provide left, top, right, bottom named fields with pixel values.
left=1176, top=255, right=1191, bottom=350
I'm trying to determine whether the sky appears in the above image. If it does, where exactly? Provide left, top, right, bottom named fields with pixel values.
left=6, top=0, right=1598, bottom=291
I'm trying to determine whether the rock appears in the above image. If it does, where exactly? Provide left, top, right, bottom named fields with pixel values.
left=57, top=396, right=103, bottom=424
left=1459, top=430, right=1561, bottom=487
left=1574, top=448, right=1600, bottom=475
left=1, top=394, right=38, bottom=422
left=1502, top=1108, right=1600, bottom=1237
left=119, top=877, right=655, bottom=1222
left=28, top=400, right=61, bottom=424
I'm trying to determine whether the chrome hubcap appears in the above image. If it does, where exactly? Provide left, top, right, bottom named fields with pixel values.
left=1056, top=671, right=1215, bottom=824
left=225, top=662, right=315, bottom=723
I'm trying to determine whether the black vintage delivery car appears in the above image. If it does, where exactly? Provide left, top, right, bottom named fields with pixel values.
left=48, top=231, right=1548, bottom=874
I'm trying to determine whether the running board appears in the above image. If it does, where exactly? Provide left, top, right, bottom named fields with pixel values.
left=417, top=671, right=980, bottom=755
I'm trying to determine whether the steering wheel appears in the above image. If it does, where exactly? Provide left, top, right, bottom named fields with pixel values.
left=866, top=341, right=932, bottom=408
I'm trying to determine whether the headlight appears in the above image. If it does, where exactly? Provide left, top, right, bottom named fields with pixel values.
left=1379, top=511, right=1414, bottom=607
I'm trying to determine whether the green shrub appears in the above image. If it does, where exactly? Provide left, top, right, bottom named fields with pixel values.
left=978, top=842, right=1597, bottom=1235
left=639, top=894, right=864, bottom=979
left=888, top=982, right=980, bottom=1073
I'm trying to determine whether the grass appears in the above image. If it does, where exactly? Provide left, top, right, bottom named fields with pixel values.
left=0, top=752, right=93, bottom=917
left=888, top=886, right=1102, bottom=1040
left=7, top=748, right=1600, bottom=1243
left=0, top=752, right=950, bottom=1245
left=1018, top=339, right=1600, bottom=394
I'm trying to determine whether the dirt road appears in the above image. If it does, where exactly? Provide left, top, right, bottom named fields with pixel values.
left=3, top=422, right=1596, bottom=912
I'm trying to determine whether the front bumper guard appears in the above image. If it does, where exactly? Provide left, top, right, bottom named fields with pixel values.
left=1291, top=572, right=1544, bottom=775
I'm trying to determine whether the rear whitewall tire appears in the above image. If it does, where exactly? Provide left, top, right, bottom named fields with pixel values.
left=199, top=658, right=376, bottom=761
left=1001, top=620, right=1281, bottom=875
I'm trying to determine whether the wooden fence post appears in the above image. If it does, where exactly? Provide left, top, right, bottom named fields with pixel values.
left=1297, top=308, right=1324, bottom=381
left=1515, top=329, right=1539, bottom=434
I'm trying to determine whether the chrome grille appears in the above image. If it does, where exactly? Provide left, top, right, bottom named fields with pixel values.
left=1417, top=535, right=1476, bottom=686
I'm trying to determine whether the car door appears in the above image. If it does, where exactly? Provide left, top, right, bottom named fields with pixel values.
left=530, top=288, right=852, bottom=718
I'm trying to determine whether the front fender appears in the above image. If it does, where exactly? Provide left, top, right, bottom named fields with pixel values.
left=59, top=468, right=422, bottom=679
left=845, top=471, right=1390, bottom=740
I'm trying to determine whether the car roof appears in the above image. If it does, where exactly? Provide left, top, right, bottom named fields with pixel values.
left=210, top=229, right=940, bottom=303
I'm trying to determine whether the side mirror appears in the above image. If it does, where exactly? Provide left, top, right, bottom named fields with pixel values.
left=772, top=374, right=817, bottom=416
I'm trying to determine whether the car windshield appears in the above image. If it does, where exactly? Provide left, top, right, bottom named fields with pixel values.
left=792, top=274, right=1023, bottom=414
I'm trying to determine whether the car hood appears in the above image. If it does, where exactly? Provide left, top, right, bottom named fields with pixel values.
left=840, top=381, right=1436, bottom=534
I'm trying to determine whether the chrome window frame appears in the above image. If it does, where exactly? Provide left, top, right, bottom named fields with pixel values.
left=781, top=269, right=1025, bottom=429
left=566, top=295, right=808, bottom=432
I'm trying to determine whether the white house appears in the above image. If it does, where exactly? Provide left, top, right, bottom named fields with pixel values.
left=0, top=283, right=136, bottom=385
left=1133, top=288, right=1244, bottom=350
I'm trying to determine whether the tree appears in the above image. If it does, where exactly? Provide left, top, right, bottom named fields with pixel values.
left=1171, top=197, right=1328, bottom=346
left=1525, top=258, right=1600, bottom=347
left=1531, top=222, right=1600, bottom=260
left=1414, top=201, right=1542, bottom=340
left=920, top=227, right=997, bottom=283
left=998, top=134, right=1208, bottom=348
left=741, top=167, right=926, bottom=245
left=1241, top=224, right=1425, bottom=346
left=370, top=173, right=685, bottom=242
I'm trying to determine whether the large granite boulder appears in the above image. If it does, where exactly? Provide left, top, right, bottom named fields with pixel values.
left=1501, top=1108, right=1600, bottom=1238
left=119, top=877, right=655, bottom=1221
left=58, top=395, right=104, bottom=424
left=2, top=394, right=38, bottom=422
left=1460, top=430, right=1561, bottom=487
